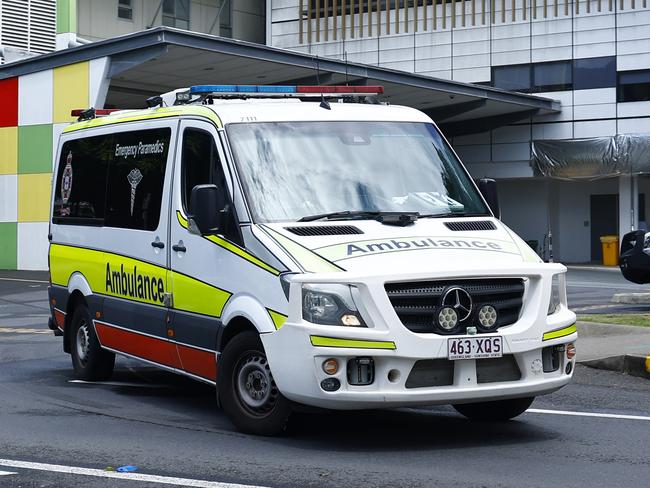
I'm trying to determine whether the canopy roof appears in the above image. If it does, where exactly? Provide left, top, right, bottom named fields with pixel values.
left=0, top=27, right=560, bottom=136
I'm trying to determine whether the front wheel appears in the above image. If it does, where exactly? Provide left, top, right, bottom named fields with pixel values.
left=218, top=331, right=292, bottom=436
left=452, top=397, right=535, bottom=421
left=70, top=304, right=115, bottom=381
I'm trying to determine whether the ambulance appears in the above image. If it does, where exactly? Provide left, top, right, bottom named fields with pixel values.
left=47, top=85, right=577, bottom=435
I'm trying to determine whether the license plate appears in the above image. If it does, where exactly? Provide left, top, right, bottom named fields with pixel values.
left=447, top=336, right=503, bottom=360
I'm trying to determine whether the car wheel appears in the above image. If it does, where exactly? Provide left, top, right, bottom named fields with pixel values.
left=218, top=331, right=292, bottom=436
left=452, top=397, right=535, bottom=421
left=70, top=304, right=115, bottom=381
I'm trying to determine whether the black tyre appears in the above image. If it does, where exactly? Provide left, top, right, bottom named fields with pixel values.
left=69, top=305, right=115, bottom=381
left=453, top=397, right=535, bottom=421
left=218, top=331, right=292, bottom=436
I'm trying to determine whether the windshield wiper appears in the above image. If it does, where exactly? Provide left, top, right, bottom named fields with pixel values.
left=418, top=212, right=491, bottom=219
left=298, top=210, right=420, bottom=226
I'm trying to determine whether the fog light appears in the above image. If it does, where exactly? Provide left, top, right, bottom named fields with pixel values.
left=478, top=305, right=498, bottom=329
left=322, top=358, right=338, bottom=375
left=566, top=342, right=576, bottom=360
left=320, top=377, right=340, bottom=392
left=565, top=362, right=573, bottom=375
left=438, top=307, right=458, bottom=330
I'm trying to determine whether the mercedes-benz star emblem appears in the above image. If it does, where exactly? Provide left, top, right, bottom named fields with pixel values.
left=441, top=287, right=473, bottom=322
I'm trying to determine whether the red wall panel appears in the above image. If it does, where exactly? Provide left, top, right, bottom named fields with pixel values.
left=0, top=77, right=18, bottom=127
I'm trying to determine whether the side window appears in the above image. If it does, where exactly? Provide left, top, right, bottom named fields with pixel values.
left=181, top=128, right=240, bottom=244
left=106, top=128, right=171, bottom=231
left=181, top=128, right=213, bottom=213
left=53, top=135, right=112, bottom=225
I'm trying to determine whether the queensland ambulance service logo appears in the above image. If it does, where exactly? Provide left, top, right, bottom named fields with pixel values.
left=61, top=152, right=73, bottom=204
left=127, top=168, right=143, bottom=216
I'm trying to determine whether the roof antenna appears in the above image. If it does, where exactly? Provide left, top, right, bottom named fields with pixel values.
left=315, top=55, right=330, bottom=110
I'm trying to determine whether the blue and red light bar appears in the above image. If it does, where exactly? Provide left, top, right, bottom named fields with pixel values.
left=187, top=85, right=384, bottom=96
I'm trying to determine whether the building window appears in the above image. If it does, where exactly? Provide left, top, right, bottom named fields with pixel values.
left=533, top=61, right=572, bottom=93
left=163, top=0, right=190, bottom=30
left=118, top=0, right=133, bottom=20
left=617, top=70, right=650, bottom=103
left=219, top=0, right=232, bottom=38
left=573, top=57, right=616, bottom=90
left=492, top=64, right=532, bottom=93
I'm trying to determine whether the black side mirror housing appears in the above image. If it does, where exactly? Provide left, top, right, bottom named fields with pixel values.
left=478, top=178, right=500, bottom=219
left=188, top=184, right=225, bottom=236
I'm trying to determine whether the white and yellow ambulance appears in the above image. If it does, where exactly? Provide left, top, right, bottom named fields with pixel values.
left=47, top=85, right=577, bottom=435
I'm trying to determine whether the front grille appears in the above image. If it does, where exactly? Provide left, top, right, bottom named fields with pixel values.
left=406, top=359, right=455, bottom=388
left=476, top=355, right=521, bottom=383
left=385, top=279, right=525, bottom=334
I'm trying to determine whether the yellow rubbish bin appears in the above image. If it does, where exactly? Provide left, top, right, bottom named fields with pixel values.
left=600, top=235, right=619, bottom=266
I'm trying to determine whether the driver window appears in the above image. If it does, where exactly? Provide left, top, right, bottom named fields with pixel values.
left=181, top=128, right=240, bottom=244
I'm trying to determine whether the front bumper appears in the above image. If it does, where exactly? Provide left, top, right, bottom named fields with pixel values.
left=262, top=263, right=577, bottom=410
left=262, top=317, right=576, bottom=410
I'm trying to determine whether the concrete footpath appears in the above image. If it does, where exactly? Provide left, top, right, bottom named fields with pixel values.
left=577, top=321, right=650, bottom=379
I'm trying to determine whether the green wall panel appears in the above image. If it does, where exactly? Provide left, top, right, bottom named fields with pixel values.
left=18, top=124, right=53, bottom=174
left=0, top=223, right=18, bottom=270
left=56, top=0, right=77, bottom=34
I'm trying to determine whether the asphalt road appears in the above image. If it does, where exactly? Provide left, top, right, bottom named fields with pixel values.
left=565, top=266, right=650, bottom=314
left=1, top=274, right=649, bottom=488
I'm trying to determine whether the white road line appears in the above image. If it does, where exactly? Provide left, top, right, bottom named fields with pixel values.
left=68, top=380, right=162, bottom=388
left=0, top=471, right=17, bottom=476
left=0, top=277, right=49, bottom=284
left=0, top=459, right=270, bottom=488
left=528, top=408, right=650, bottom=421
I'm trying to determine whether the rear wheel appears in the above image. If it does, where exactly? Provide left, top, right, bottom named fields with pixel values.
left=70, top=305, right=115, bottom=381
left=218, top=331, right=292, bottom=436
left=452, top=397, right=535, bottom=421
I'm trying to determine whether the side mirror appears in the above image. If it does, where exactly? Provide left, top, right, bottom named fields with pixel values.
left=478, top=178, right=500, bottom=220
left=188, top=184, right=225, bottom=236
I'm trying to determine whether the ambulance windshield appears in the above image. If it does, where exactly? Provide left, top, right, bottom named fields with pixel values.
left=227, top=121, right=489, bottom=223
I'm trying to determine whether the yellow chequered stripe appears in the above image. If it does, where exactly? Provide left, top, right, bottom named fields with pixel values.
left=542, top=323, right=577, bottom=341
left=176, top=211, right=280, bottom=276
left=63, top=106, right=223, bottom=133
left=310, top=335, right=396, bottom=350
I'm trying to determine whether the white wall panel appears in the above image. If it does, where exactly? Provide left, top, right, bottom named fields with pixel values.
left=573, top=119, right=617, bottom=137
left=17, top=222, right=49, bottom=271
left=18, top=69, right=53, bottom=126
left=0, top=175, right=17, bottom=223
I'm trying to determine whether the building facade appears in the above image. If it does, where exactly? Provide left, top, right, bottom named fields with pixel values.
left=1, top=0, right=649, bottom=269
left=269, top=1, right=650, bottom=263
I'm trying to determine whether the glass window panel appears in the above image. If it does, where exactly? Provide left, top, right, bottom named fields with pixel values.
left=574, top=56, right=616, bottom=90
left=105, top=128, right=171, bottom=231
left=492, top=65, right=532, bottom=92
left=533, top=61, right=572, bottom=92
left=617, top=69, right=650, bottom=102
left=53, top=136, right=112, bottom=225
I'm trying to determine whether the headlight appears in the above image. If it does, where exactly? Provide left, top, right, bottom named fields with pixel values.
left=547, top=273, right=564, bottom=315
left=302, top=284, right=366, bottom=327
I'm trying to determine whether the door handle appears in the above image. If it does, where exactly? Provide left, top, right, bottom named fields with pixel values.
left=172, top=242, right=186, bottom=253
left=151, top=240, right=165, bottom=249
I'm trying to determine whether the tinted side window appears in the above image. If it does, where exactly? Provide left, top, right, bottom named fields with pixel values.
left=181, top=128, right=214, bottom=213
left=181, top=128, right=241, bottom=244
left=53, top=135, right=112, bottom=225
left=106, top=128, right=171, bottom=231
